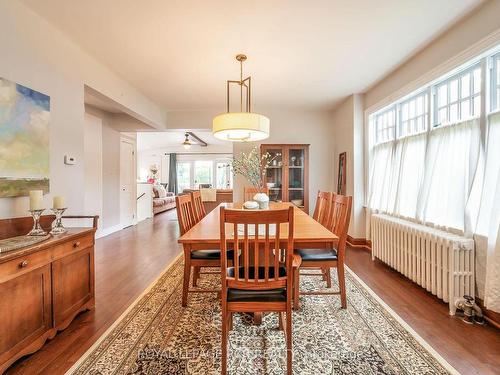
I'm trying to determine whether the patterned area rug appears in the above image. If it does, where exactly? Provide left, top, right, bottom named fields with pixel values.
left=68, top=256, right=457, bottom=374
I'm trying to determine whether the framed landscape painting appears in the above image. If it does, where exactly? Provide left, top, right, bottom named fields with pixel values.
left=0, top=78, right=50, bottom=197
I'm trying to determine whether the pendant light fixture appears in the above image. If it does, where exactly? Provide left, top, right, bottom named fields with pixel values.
left=212, top=54, right=270, bottom=142
left=182, top=132, right=192, bottom=149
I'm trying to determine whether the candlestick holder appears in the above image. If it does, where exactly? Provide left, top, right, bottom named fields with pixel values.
left=50, top=208, right=67, bottom=235
left=27, top=209, right=48, bottom=236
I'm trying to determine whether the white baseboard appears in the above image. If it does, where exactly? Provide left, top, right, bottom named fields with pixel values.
left=96, top=223, right=123, bottom=239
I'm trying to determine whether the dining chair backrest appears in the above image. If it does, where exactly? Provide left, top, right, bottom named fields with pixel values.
left=243, top=187, right=270, bottom=202
left=175, top=194, right=197, bottom=235
left=325, top=193, right=352, bottom=254
left=190, top=191, right=206, bottom=222
left=312, top=190, right=332, bottom=227
left=220, top=206, right=294, bottom=291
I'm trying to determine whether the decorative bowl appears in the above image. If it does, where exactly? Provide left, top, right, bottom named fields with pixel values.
left=291, top=199, right=303, bottom=207
left=243, top=201, right=259, bottom=210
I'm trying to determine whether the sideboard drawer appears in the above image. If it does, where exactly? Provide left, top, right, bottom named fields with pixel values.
left=53, top=234, right=94, bottom=259
left=0, top=250, right=52, bottom=283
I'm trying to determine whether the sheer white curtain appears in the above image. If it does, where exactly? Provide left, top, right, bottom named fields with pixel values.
left=394, top=133, right=427, bottom=218
left=366, top=133, right=427, bottom=239
left=476, top=112, right=500, bottom=311
left=418, top=119, right=481, bottom=233
left=368, top=133, right=427, bottom=219
left=368, top=142, right=396, bottom=213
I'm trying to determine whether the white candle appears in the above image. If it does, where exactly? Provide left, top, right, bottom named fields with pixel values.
left=53, top=196, right=66, bottom=209
left=29, top=190, right=44, bottom=211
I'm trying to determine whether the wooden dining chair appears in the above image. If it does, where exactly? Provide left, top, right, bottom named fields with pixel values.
left=243, top=186, right=270, bottom=201
left=294, top=194, right=352, bottom=309
left=313, top=190, right=332, bottom=227
left=176, top=194, right=222, bottom=307
left=220, top=206, right=295, bottom=375
left=311, top=191, right=333, bottom=285
left=190, top=191, right=206, bottom=222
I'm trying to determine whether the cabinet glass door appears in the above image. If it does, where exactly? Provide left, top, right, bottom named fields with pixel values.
left=288, top=148, right=305, bottom=208
left=264, top=148, right=283, bottom=202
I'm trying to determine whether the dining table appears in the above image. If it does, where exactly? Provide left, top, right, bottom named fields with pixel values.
left=178, top=201, right=338, bottom=249
left=177, top=201, right=338, bottom=322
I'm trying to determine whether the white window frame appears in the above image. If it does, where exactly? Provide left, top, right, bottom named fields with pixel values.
left=433, top=63, right=482, bottom=127
left=176, top=154, right=233, bottom=190
left=490, top=52, right=500, bottom=113
left=397, top=89, right=429, bottom=139
left=372, top=105, right=397, bottom=145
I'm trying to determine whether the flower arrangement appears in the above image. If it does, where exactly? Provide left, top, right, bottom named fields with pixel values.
left=232, top=147, right=280, bottom=193
left=148, top=164, right=159, bottom=183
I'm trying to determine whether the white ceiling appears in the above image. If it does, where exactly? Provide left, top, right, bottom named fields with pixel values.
left=22, top=0, right=481, bottom=111
left=137, top=130, right=231, bottom=151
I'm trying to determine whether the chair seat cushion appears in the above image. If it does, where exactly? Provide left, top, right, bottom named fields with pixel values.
left=191, top=249, right=235, bottom=260
left=295, top=248, right=338, bottom=261
left=227, top=287, right=287, bottom=303
left=227, top=266, right=286, bottom=279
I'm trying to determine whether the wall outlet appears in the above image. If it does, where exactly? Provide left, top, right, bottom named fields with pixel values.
left=64, top=155, right=76, bottom=165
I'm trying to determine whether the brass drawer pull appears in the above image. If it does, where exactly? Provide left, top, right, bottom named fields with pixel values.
left=19, top=260, right=29, bottom=268
left=73, top=241, right=81, bottom=248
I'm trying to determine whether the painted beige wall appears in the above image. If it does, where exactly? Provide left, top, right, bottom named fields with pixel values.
left=0, top=1, right=164, bottom=218
left=365, top=0, right=500, bottom=111
left=84, top=107, right=122, bottom=230
left=330, top=95, right=365, bottom=238
left=83, top=113, right=103, bottom=228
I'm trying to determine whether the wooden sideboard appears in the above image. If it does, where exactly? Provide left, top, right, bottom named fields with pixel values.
left=0, top=215, right=97, bottom=374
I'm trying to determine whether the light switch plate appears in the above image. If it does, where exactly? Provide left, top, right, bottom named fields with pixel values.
left=64, top=155, right=76, bottom=165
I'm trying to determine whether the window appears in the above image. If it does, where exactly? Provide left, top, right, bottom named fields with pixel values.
left=373, top=106, right=396, bottom=144
left=398, top=91, right=428, bottom=138
left=177, top=162, right=191, bottom=192
left=491, top=53, right=500, bottom=112
left=434, top=65, right=481, bottom=126
left=368, top=44, right=500, bottom=233
left=194, top=161, right=213, bottom=187
left=176, top=155, right=233, bottom=191
left=216, top=162, right=232, bottom=189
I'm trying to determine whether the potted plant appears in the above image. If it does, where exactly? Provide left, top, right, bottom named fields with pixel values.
left=232, top=147, right=279, bottom=209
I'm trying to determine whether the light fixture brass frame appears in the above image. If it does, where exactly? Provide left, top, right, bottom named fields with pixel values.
left=226, top=54, right=252, bottom=113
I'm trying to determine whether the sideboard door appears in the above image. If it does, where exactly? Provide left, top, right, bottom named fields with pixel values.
left=52, top=247, right=95, bottom=329
left=0, top=264, right=52, bottom=368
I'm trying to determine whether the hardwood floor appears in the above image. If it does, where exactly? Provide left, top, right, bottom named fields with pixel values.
left=6, top=211, right=500, bottom=374
left=345, top=247, right=500, bottom=375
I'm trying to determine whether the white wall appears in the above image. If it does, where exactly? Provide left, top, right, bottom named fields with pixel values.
left=83, top=113, right=103, bottom=228
left=330, top=95, right=365, bottom=238
left=0, top=1, right=164, bottom=218
left=101, top=123, right=121, bottom=229
left=365, top=0, right=500, bottom=111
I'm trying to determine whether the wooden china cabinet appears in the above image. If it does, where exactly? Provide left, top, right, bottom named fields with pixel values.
left=260, top=144, right=310, bottom=213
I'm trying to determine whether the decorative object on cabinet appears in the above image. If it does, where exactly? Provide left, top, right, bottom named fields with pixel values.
left=0, top=78, right=50, bottom=198
left=337, top=152, right=346, bottom=195
left=212, top=54, right=270, bottom=142
left=50, top=207, right=67, bottom=234
left=260, top=144, right=310, bottom=213
left=0, top=214, right=97, bottom=374
left=27, top=209, right=47, bottom=236
left=232, top=147, right=279, bottom=207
